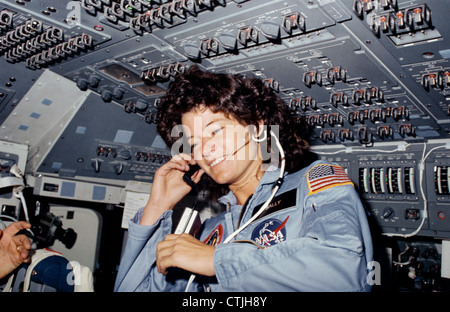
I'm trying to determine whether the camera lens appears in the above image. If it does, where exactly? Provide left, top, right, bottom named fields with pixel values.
left=54, top=226, right=77, bottom=249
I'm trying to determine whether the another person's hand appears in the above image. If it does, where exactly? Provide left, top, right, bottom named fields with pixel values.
left=0, top=221, right=32, bottom=279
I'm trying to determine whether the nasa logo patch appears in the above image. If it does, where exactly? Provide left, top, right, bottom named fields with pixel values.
left=251, top=216, right=289, bottom=247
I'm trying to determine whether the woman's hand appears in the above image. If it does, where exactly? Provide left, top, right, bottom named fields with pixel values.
left=0, top=221, right=32, bottom=279
left=156, top=233, right=215, bottom=276
left=140, top=154, right=204, bottom=226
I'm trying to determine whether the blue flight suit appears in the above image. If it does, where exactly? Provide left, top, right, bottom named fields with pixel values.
left=114, top=160, right=374, bottom=292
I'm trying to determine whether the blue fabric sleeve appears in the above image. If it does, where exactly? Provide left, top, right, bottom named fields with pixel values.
left=114, top=209, right=193, bottom=292
left=213, top=184, right=372, bottom=292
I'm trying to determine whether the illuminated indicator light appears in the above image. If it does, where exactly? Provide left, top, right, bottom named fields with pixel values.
left=438, top=211, right=446, bottom=220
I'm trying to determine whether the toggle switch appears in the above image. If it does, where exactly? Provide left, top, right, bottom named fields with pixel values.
left=237, top=26, right=258, bottom=46
left=330, top=93, right=349, bottom=107
left=377, top=125, right=393, bottom=140
left=398, top=124, right=416, bottom=138
left=182, top=0, right=196, bottom=15
left=91, top=159, right=101, bottom=173
left=281, top=12, right=305, bottom=34
left=303, top=70, right=322, bottom=88
left=326, top=66, right=347, bottom=84
left=170, top=0, right=185, bottom=17
left=320, top=130, right=336, bottom=143
left=199, top=37, right=219, bottom=55
left=338, top=129, right=354, bottom=142
left=0, top=10, right=13, bottom=29
left=114, top=163, right=123, bottom=175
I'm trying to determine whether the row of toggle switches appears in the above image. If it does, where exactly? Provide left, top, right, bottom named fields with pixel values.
left=25, top=33, right=93, bottom=69
left=96, top=145, right=170, bottom=164
left=0, top=13, right=93, bottom=69
left=353, top=1, right=433, bottom=36
left=82, top=0, right=227, bottom=31
left=306, top=106, right=410, bottom=127
left=141, top=62, right=187, bottom=82
left=330, top=87, right=384, bottom=106
left=318, top=123, right=415, bottom=144
left=3, top=27, right=64, bottom=63
left=94, top=145, right=170, bottom=175
left=421, top=71, right=450, bottom=91
left=183, top=11, right=306, bottom=60
left=0, top=18, right=43, bottom=55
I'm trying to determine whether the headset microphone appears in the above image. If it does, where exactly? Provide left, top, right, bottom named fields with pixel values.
left=227, top=132, right=251, bottom=158
left=229, top=138, right=250, bottom=157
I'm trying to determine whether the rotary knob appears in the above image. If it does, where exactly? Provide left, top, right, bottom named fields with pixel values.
left=382, top=207, right=395, bottom=219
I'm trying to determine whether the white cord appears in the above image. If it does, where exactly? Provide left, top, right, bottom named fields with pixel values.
left=9, top=165, right=30, bottom=223
left=184, top=130, right=286, bottom=291
left=392, top=244, right=413, bottom=266
left=0, top=165, right=29, bottom=223
left=223, top=130, right=286, bottom=244
left=184, top=274, right=196, bottom=292
left=312, top=143, right=411, bottom=156
left=382, top=143, right=445, bottom=238
left=316, top=142, right=445, bottom=238
left=16, top=191, right=29, bottom=223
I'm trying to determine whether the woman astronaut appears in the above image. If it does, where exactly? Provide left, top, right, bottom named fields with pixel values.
left=114, top=66, right=373, bottom=292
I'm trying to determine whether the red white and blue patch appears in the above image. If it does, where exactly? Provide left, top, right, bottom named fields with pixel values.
left=307, top=164, right=353, bottom=195
left=251, top=216, right=289, bottom=247
left=203, top=225, right=223, bottom=246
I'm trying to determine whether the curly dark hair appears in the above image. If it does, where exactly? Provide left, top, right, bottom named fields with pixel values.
left=157, top=66, right=316, bottom=196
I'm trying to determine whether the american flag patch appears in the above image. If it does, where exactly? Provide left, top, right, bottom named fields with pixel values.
left=307, top=164, right=353, bottom=195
